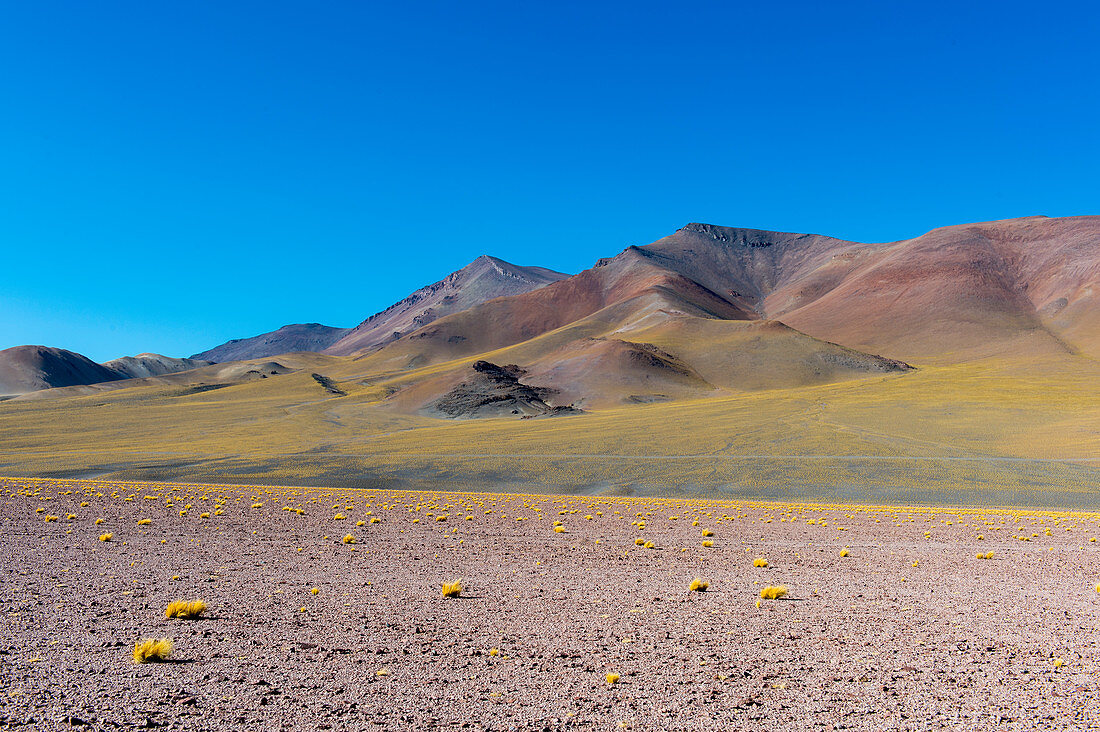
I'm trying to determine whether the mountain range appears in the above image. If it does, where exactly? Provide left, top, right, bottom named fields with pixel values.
left=3, top=216, right=1098, bottom=416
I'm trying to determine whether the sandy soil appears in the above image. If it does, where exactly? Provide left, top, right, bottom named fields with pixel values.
left=4, top=477, right=1100, bottom=731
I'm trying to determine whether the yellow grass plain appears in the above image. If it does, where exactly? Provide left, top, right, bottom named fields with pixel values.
left=1, top=348, right=1098, bottom=508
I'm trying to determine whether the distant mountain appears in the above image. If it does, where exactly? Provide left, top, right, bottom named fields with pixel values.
left=191, top=323, right=351, bottom=363
left=323, top=255, right=570, bottom=356
left=0, top=346, right=127, bottom=396
left=102, top=353, right=213, bottom=379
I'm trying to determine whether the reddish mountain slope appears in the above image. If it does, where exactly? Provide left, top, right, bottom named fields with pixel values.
left=325, top=255, right=569, bottom=356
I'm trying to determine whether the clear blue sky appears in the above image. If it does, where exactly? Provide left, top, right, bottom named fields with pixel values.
left=2, top=1, right=1097, bottom=361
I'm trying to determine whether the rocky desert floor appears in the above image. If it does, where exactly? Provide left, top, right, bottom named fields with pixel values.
left=5, top=476, right=1100, bottom=731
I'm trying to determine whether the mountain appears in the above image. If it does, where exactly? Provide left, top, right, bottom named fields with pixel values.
left=0, top=346, right=127, bottom=396
left=102, top=353, right=213, bottom=378
left=323, top=255, right=570, bottom=356
left=192, top=323, right=351, bottom=363
left=351, top=215, right=1098, bottom=413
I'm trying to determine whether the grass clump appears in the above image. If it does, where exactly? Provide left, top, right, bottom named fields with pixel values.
left=977, top=551, right=994, bottom=560
left=133, top=638, right=173, bottom=663
left=99, top=532, right=112, bottom=542
left=760, top=585, right=788, bottom=600
left=137, top=518, right=151, bottom=525
left=606, top=672, right=620, bottom=684
left=753, top=557, right=768, bottom=567
left=554, top=525, right=565, bottom=533
left=689, top=577, right=708, bottom=592
left=634, top=538, right=645, bottom=546
left=442, top=579, right=463, bottom=598
left=165, top=600, right=207, bottom=619
left=702, top=540, right=714, bottom=548
left=839, top=549, right=850, bottom=557
left=342, top=534, right=356, bottom=544
left=701, top=529, right=714, bottom=537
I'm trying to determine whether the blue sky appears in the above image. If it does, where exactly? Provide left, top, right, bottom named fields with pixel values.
left=1, top=1, right=1097, bottom=361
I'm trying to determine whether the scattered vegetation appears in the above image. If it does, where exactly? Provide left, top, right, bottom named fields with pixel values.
left=753, top=557, right=768, bottom=567
left=606, top=673, right=620, bottom=684
left=442, top=579, right=463, bottom=598
left=133, top=638, right=173, bottom=663
left=760, top=585, right=788, bottom=600
left=689, top=577, right=708, bottom=592
left=99, top=532, right=112, bottom=541
left=165, top=600, right=207, bottom=619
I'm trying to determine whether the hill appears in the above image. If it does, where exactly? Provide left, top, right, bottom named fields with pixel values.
left=192, top=323, right=350, bottom=362
left=0, top=346, right=126, bottom=396
left=102, top=353, right=213, bottom=378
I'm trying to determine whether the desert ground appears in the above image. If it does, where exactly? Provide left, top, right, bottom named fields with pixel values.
left=5, top=477, right=1100, bottom=730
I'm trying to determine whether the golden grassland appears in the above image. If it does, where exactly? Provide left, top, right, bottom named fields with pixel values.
left=10, top=475, right=1100, bottom=541
left=0, top=352, right=1098, bottom=507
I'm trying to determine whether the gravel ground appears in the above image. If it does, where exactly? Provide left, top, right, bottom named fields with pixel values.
left=4, top=476, right=1100, bottom=731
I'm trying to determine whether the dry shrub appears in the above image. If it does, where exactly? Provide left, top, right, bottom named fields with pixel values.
left=133, top=638, right=173, bottom=663
left=689, top=577, right=708, bottom=592
left=165, top=600, right=207, bottom=619
left=442, top=579, right=463, bottom=598
left=759, top=585, right=788, bottom=600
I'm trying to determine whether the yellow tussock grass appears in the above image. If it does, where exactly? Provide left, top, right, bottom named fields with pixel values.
left=165, top=600, right=207, bottom=619
left=839, top=549, right=849, bottom=557
left=137, top=518, right=151, bottom=525
left=643, top=540, right=655, bottom=549
left=95, top=518, right=105, bottom=525
left=634, top=538, right=645, bottom=546
left=342, top=534, right=356, bottom=544
left=760, top=585, right=788, bottom=600
left=606, top=673, right=620, bottom=684
left=442, top=578, right=463, bottom=598
left=553, top=525, right=565, bottom=533
left=133, top=638, right=173, bottom=663
left=310, top=587, right=320, bottom=595
left=702, top=540, right=714, bottom=548
left=753, top=557, right=768, bottom=567
left=701, top=529, right=714, bottom=537
left=689, top=577, right=708, bottom=592
left=99, top=533, right=112, bottom=542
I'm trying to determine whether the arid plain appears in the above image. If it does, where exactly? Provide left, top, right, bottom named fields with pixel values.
left=6, top=476, right=1100, bottom=731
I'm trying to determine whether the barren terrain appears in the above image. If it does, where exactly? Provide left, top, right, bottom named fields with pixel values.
left=5, top=477, right=1100, bottom=730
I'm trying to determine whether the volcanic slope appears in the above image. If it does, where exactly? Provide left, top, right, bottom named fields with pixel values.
left=324, top=255, right=570, bottom=356
left=350, top=233, right=912, bottom=411
left=637, top=216, right=1100, bottom=363
left=350, top=215, right=1099, bottom=411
